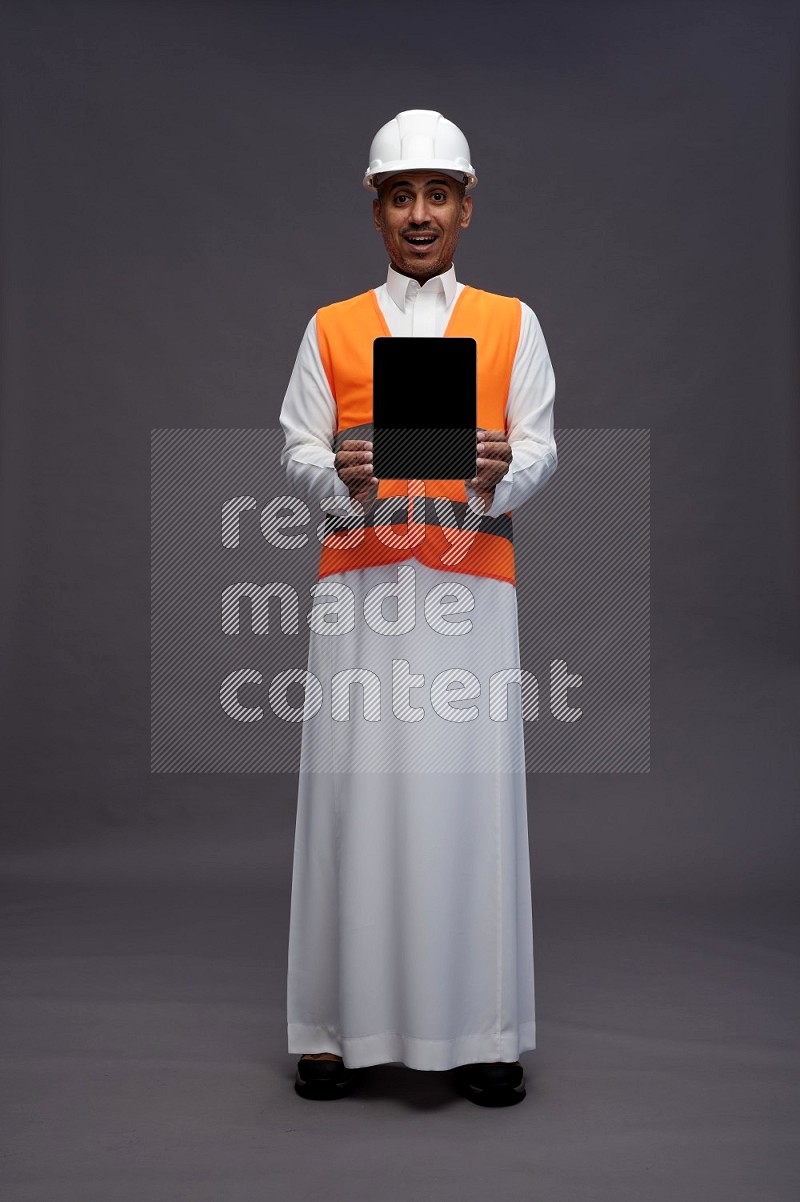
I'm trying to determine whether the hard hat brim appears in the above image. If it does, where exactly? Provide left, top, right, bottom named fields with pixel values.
left=364, top=161, right=477, bottom=191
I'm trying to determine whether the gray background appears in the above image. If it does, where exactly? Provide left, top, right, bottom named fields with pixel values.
left=0, top=1, right=798, bottom=1199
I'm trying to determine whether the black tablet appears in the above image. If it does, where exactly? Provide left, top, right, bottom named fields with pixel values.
left=372, top=337, right=477, bottom=480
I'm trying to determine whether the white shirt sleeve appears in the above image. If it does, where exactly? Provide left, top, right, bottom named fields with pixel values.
left=466, top=301, right=558, bottom=519
left=278, top=315, right=355, bottom=519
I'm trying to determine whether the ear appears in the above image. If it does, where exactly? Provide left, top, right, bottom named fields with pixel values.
left=459, top=194, right=473, bottom=230
left=373, top=196, right=382, bottom=232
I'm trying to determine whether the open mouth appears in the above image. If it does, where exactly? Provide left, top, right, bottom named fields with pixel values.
left=403, top=234, right=438, bottom=252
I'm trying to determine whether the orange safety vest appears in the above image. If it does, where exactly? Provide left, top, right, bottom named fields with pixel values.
left=315, top=284, right=521, bottom=585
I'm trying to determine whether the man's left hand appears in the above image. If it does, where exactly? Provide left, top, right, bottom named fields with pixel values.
left=468, top=428, right=512, bottom=508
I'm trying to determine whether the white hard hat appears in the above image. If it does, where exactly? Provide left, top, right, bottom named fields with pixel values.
left=363, top=109, right=477, bottom=192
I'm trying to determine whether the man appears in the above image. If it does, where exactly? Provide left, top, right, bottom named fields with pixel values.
left=279, top=109, right=557, bottom=1106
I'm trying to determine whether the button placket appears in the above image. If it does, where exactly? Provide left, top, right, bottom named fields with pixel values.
left=411, top=287, right=437, bottom=338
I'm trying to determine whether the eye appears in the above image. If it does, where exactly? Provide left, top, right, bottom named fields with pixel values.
left=432, top=191, right=447, bottom=201
left=393, top=193, right=410, bottom=204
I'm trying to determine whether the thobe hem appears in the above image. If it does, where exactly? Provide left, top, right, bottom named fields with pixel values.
left=287, top=1021, right=536, bottom=1072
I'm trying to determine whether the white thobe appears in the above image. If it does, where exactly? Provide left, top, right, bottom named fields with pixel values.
left=280, top=263, right=557, bottom=1070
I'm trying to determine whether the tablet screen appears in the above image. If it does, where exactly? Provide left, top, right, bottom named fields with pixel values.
left=372, top=337, right=477, bottom=480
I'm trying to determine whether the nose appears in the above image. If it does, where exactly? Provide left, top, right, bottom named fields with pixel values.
left=408, top=193, right=431, bottom=225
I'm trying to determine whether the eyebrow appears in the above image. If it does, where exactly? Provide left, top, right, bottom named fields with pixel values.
left=387, top=178, right=453, bottom=191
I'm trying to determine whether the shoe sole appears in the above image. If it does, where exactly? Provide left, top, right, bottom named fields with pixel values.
left=456, top=1076, right=527, bottom=1107
left=294, top=1070, right=357, bottom=1100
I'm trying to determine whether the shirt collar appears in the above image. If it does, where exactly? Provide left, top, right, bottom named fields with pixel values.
left=386, top=263, right=458, bottom=313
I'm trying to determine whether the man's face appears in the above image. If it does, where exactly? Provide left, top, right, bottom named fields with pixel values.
left=372, top=170, right=473, bottom=283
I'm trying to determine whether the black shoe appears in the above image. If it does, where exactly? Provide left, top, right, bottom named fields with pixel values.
left=454, top=1061, right=526, bottom=1107
left=294, top=1056, right=357, bottom=1100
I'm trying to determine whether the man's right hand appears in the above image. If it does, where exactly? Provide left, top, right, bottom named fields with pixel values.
left=335, top=439, right=379, bottom=509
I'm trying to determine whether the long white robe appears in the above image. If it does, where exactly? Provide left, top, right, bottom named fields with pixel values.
left=279, top=263, right=557, bottom=1070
